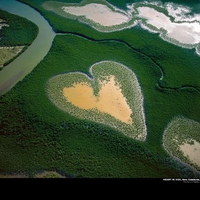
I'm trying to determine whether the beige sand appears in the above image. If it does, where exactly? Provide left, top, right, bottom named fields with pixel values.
left=34, top=171, right=65, bottom=178
left=0, top=23, right=9, bottom=29
left=0, top=46, right=24, bottom=66
left=180, top=140, right=200, bottom=169
left=0, top=174, right=28, bottom=178
left=63, top=75, right=133, bottom=124
left=163, top=117, right=200, bottom=171
left=0, top=19, right=9, bottom=29
left=62, top=3, right=129, bottom=26
left=0, top=171, right=65, bottom=178
left=136, top=6, right=200, bottom=44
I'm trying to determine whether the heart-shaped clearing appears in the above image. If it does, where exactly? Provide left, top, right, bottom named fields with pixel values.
left=63, top=75, right=132, bottom=125
left=46, top=61, right=147, bottom=141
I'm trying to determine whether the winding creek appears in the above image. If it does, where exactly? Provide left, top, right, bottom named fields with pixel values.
left=1, top=1, right=200, bottom=96
left=0, top=0, right=55, bottom=95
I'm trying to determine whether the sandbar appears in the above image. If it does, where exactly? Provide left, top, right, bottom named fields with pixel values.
left=62, top=3, right=130, bottom=26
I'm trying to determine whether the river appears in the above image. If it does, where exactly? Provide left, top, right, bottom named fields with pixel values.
left=0, top=0, right=55, bottom=95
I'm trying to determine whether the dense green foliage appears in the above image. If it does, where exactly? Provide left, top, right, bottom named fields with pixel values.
left=1, top=33, right=200, bottom=177
left=0, top=0, right=200, bottom=177
left=0, top=9, right=38, bottom=68
left=46, top=61, right=146, bottom=140
left=163, top=117, right=200, bottom=171
left=0, top=9, right=38, bottom=47
left=19, top=0, right=200, bottom=89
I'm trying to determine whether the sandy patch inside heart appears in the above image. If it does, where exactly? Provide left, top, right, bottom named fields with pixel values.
left=63, top=75, right=132, bottom=124
left=46, top=61, right=147, bottom=141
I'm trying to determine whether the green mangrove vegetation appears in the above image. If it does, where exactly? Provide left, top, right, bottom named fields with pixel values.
left=0, top=0, right=200, bottom=177
left=0, top=9, right=38, bottom=67
left=0, top=9, right=38, bottom=47
left=19, top=0, right=200, bottom=90
left=163, top=117, right=200, bottom=171
left=42, top=0, right=136, bottom=32
left=46, top=61, right=147, bottom=141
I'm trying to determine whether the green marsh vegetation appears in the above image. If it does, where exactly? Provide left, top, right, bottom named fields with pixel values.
left=0, top=46, right=24, bottom=67
left=163, top=117, right=200, bottom=171
left=46, top=61, right=147, bottom=141
left=0, top=9, right=38, bottom=67
left=19, top=0, right=200, bottom=89
left=0, top=0, right=200, bottom=177
left=0, top=9, right=38, bottom=47
left=42, top=0, right=137, bottom=32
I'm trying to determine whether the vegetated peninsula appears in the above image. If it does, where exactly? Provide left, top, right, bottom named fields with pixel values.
left=0, top=9, right=38, bottom=69
left=42, top=0, right=200, bottom=55
left=0, top=0, right=200, bottom=178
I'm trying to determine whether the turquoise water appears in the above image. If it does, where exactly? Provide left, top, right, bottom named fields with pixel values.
left=0, top=0, right=55, bottom=95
